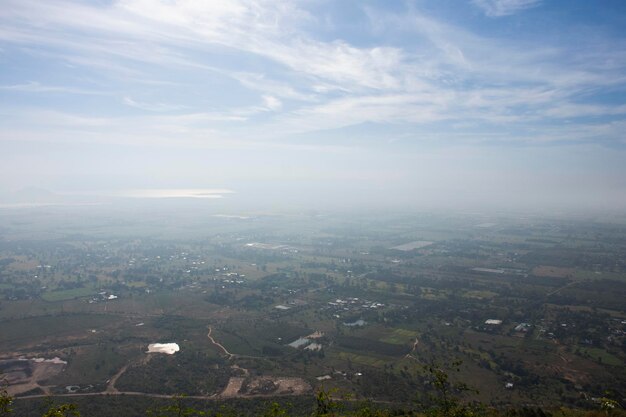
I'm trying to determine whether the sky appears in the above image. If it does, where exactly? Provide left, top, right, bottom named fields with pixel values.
left=1, top=0, right=625, bottom=212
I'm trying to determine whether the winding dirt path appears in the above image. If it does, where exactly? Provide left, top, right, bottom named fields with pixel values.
left=207, top=326, right=234, bottom=359
left=404, top=337, right=419, bottom=359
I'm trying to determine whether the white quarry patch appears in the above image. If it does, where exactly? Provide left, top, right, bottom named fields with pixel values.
left=31, top=357, right=67, bottom=364
left=147, top=343, right=180, bottom=355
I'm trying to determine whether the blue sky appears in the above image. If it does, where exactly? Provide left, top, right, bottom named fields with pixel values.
left=1, top=0, right=625, bottom=211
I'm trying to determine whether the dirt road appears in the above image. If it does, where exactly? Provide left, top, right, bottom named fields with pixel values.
left=207, top=326, right=234, bottom=359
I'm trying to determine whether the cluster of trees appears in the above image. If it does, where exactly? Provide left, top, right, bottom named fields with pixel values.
left=3, top=362, right=623, bottom=417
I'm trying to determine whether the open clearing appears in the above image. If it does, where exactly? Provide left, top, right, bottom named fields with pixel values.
left=380, top=328, right=417, bottom=345
left=390, top=241, right=433, bottom=251
left=41, top=287, right=97, bottom=302
left=1, top=358, right=66, bottom=396
left=533, top=266, right=576, bottom=278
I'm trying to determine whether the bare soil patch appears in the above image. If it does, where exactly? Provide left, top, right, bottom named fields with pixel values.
left=533, top=266, right=575, bottom=278
left=219, top=377, right=245, bottom=398
left=2, top=358, right=65, bottom=396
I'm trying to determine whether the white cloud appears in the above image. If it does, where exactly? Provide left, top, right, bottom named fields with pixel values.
left=123, top=97, right=186, bottom=112
left=262, top=95, right=282, bottom=111
left=0, top=0, right=624, bottom=149
left=472, top=0, right=541, bottom=17
left=231, top=72, right=311, bottom=100
left=0, top=81, right=108, bottom=95
left=0, top=0, right=402, bottom=91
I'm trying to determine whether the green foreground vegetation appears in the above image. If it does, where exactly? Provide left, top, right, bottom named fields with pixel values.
left=2, top=364, right=624, bottom=417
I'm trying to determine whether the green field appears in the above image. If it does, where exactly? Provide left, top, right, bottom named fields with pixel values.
left=577, top=347, right=622, bottom=366
left=0, top=314, right=119, bottom=348
left=0, top=210, right=624, bottom=410
left=42, top=286, right=97, bottom=302
left=380, top=328, right=417, bottom=345
left=336, top=351, right=390, bottom=367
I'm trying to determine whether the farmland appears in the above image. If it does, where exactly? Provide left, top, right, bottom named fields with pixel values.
left=0, top=207, right=625, bottom=415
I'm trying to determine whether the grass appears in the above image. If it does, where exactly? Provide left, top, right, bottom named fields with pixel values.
left=577, top=347, right=622, bottom=366
left=573, top=270, right=626, bottom=282
left=0, top=314, right=118, bottom=348
left=463, top=290, right=498, bottom=299
left=533, top=266, right=576, bottom=278
left=42, top=286, right=97, bottom=302
left=380, top=328, right=417, bottom=345
left=54, top=343, right=132, bottom=386
left=419, top=287, right=448, bottom=300
left=212, top=328, right=259, bottom=356
left=336, top=351, right=389, bottom=367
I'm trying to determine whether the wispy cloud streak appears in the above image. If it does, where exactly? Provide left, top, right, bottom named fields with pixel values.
left=0, top=0, right=624, bottom=149
left=472, top=0, right=541, bottom=17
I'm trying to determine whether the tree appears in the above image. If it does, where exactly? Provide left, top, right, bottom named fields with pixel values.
left=261, top=402, right=289, bottom=417
left=314, top=387, right=346, bottom=417
left=0, top=380, right=13, bottom=417
left=42, top=404, right=81, bottom=417
left=146, top=395, right=205, bottom=417
left=599, top=390, right=621, bottom=417
left=421, top=360, right=482, bottom=417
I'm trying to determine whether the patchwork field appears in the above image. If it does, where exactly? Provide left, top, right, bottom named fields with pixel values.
left=0, top=210, right=624, bottom=413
